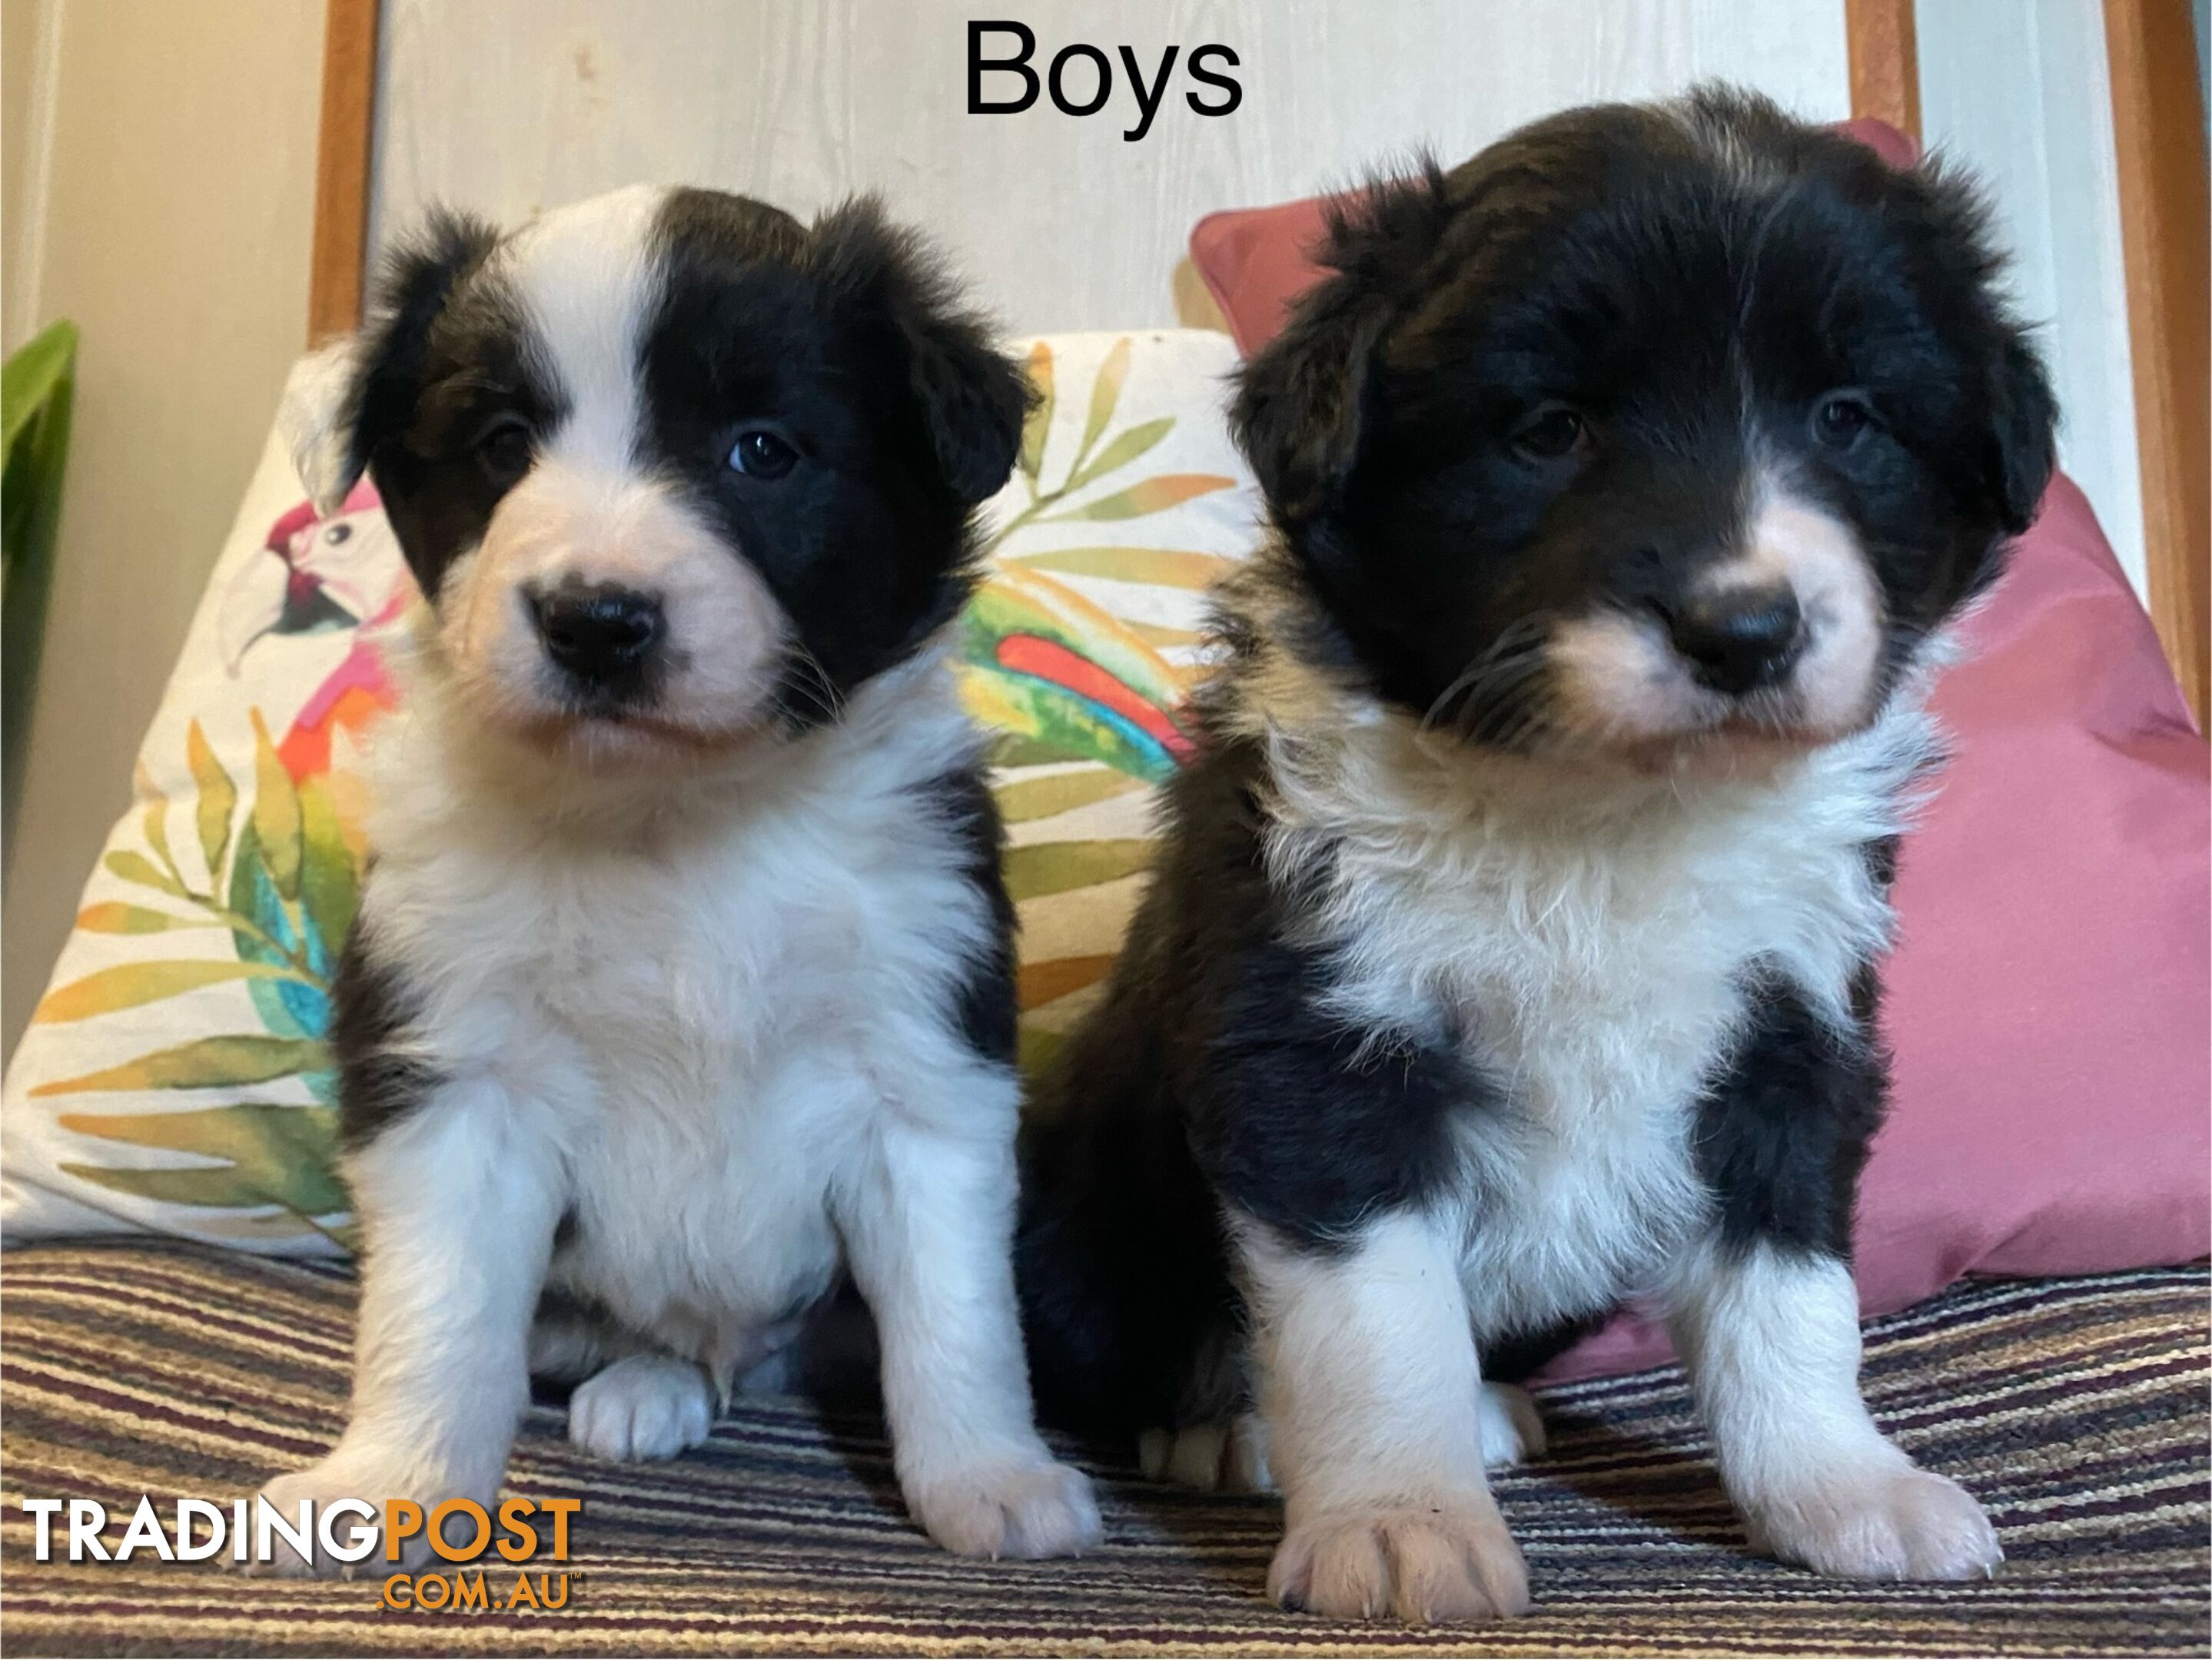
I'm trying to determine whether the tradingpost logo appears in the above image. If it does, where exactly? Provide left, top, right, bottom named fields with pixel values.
left=21, top=1495, right=583, bottom=1612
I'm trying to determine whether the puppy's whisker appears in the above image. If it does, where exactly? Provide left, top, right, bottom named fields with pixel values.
left=1437, top=667, right=1546, bottom=749
left=1421, top=620, right=1550, bottom=735
left=776, top=646, right=848, bottom=728
left=1453, top=652, right=1551, bottom=749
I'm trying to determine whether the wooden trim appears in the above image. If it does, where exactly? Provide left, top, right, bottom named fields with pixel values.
left=2106, top=0, right=2210, bottom=728
left=307, top=0, right=380, bottom=344
left=1845, top=0, right=1921, bottom=140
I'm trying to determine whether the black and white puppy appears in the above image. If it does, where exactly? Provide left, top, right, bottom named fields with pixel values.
left=258, top=184, right=1099, bottom=1567
left=1018, top=90, right=2054, bottom=1621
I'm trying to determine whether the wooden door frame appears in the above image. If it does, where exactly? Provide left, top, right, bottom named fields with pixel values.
left=1846, top=0, right=1921, bottom=138
left=2104, top=0, right=2210, bottom=726
left=307, top=0, right=377, bottom=346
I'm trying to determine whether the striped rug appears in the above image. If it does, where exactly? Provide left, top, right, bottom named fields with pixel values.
left=2, top=1243, right=2204, bottom=1656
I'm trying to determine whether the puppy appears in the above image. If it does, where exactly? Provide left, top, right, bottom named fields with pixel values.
left=1018, top=90, right=2054, bottom=1622
left=257, top=185, right=1098, bottom=1568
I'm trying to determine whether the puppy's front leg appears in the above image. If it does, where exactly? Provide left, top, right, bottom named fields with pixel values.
left=257, top=1081, right=563, bottom=1575
left=839, top=1114, right=1101, bottom=1559
left=1243, top=1210, right=1529, bottom=1624
left=1667, top=1237, right=2001, bottom=1580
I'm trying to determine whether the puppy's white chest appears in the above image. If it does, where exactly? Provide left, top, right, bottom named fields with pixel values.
left=364, top=704, right=1000, bottom=1353
left=528, top=852, right=765, bottom=1087
left=1310, top=741, right=1907, bottom=1336
left=446, top=837, right=860, bottom=1331
left=1413, top=857, right=1742, bottom=1331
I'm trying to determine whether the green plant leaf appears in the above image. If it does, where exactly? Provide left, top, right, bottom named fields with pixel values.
left=75, top=901, right=211, bottom=935
left=990, top=732, right=1073, bottom=769
left=1041, top=473, right=1237, bottom=524
left=227, top=814, right=325, bottom=1040
left=133, top=760, right=174, bottom=881
left=1018, top=953, right=1117, bottom=1010
left=34, top=960, right=299, bottom=1024
left=186, top=719, right=236, bottom=881
left=1064, top=416, right=1174, bottom=495
left=58, top=1100, right=347, bottom=1217
left=1005, top=544, right=1237, bottom=589
left=1126, top=619, right=1204, bottom=649
left=1003, top=838, right=1153, bottom=901
left=992, top=769, right=1144, bottom=822
left=105, top=848, right=189, bottom=898
left=27, top=1033, right=330, bottom=1097
left=1017, top=1024, right=1065, bottom=1086
left=1, top=320, right=78, bottom=460
left=248, top=709, right=301, bottom=901
left=1072, top=337, right=1131, bottom=475
left=1018, top=340, right=1054, bottom=483
left=3, top=322, right=75, bottom=848
left=296, top=774, right=360, bottom=958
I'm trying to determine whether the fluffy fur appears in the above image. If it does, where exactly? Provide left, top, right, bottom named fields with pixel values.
left=256, top=184, right=1098, bottom=1569
left=1018, top=88, right=2051, bottom=1622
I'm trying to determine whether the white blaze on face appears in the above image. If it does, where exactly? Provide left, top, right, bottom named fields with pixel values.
left=433, top=184, right=792, bottom=747
left=1731, top=485, right=1883, bottom=735
left=1546, top=475, right=1883, bottom=753
left=505, top=183, right=663, bottom=478
left=436, top=466, right=789, bottom=740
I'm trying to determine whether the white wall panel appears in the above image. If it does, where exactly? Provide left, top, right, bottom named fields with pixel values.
left=371, top=0, right=1849, bottom=334
left=1918, top=0, right=2146, bottom=596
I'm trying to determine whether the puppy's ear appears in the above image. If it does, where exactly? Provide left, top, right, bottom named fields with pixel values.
left=1231, top=290, right=1384, bottom=525
left=811, top=197, right=1031, bottom=506
left=1231, top=164, right=1450, bottom=524
left=283, top=208, right=498, bottom=513
left=1917, top=164, right=2058, bottom=536
left=1983, top=332, right=2058, bottom=534
left=280, top=337, right=366, bottom=516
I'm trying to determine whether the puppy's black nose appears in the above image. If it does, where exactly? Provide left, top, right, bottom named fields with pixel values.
left=532, top=586, right=663, bottom=686
left=1666, top=586, right=1805, bottom=696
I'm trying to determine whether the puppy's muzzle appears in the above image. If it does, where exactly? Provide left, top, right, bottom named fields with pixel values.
left=1657, top=583, right=1805, bottom=699
left=531, top=582, right=664, bottom=695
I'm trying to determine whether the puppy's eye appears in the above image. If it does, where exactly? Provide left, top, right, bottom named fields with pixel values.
left=729, top=428, right=799, bottom=480
left=1813, top=392, right=1876, bottom=449
left=474, top=417, right=533, bottom=482
left=1510, top=403, right=1590, bottom=462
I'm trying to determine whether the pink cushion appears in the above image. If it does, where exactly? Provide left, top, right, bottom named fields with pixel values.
left=1187, top=121, right=2212, bottom=1380
left=1188, top=194, right=1333, bottom=357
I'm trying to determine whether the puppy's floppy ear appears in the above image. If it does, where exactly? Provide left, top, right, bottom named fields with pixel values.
left=280, top=337, right=366, bottom=516
left=1231, top=163, right=1450, bottom=525
left=1983, top=332, right=2058, bottom=534
left=1231, top=291, right=1383, bottom=526
left=810, top=197, right=1031, bottom=506
left=1915, top=163, right=2058, bottom=536
left=282, top=208, right=499, bottom=514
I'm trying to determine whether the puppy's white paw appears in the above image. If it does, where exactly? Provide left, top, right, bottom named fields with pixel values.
left=1138, top=1412, right=1274, bottom=1493
left=1476, top=1383, right=1546, bottom=1468
left=1746, top=1463, right=2001, bottom=1582
left=569, top=1354, right=716, bottom=1462
left=906, top=1456, right=1103, bottom=1559
left=1270, top=1497, right=1530, bottom=1624
left=250, top=1458, right=448, bottom=1578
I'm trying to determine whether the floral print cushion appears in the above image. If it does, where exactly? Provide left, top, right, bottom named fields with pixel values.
left=0, top=330, right=1258, bottom=1253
